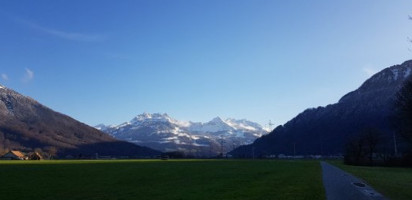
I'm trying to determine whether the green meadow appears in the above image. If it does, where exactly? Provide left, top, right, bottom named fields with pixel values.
left=331, top=161, right=412, bottom=200
left=0, top=160, right=324, bottom=200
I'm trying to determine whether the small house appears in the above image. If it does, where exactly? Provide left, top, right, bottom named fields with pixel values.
left=28, top=152, right=43, bottom=160
left=0, top=150, right=28, bottom=160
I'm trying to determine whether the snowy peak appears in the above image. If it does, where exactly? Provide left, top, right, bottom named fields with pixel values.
left=97, top=113, right=268, bottom=156
left=210, top=117, right=225, bottom=124
left=366, top=60, right=412, bottom=85
left=95, top=124, right=115, bottom=132
left=103, top=113, right=268, bottom=135
left=204, top=117, right=232, bottom=131
left=95, top=124, right=107, bottom=131
left=389, top=62, right=411, bottom=80
left=339, top=60, right=412, bottom=104
left=189, top=117, right=232, bottom=133
left=186, top=116, right=267, bottom=134
left=225, top=118, right=263, bottom=132
left=130, top=113, right=174, bottom=125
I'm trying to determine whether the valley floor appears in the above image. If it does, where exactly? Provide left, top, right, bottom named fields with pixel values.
left=0, top=159, right=324, bottom=200
left=330, top=161, right=412, bottom=200
left=3, top=159, right=411, bottom=200
left=321, top=161, right=385, bottom=200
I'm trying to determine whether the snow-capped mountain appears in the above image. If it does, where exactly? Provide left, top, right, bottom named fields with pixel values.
left=97, top=113, right=268, bottom=157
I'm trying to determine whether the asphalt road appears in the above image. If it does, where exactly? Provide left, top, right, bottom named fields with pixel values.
left=321, top=162, right=387, bottom=200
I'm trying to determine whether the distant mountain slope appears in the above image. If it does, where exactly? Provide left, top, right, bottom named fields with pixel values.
left=0, top=85, right=159, bottom=157
left=97, top=113, right=268, bottom=157
left=230, top=60, right=412, bottom=157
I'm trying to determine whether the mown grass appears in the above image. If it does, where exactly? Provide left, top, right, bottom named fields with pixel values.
left=0, top=159, right=324, bottom=200
left=330, top=161, right=412, bottom=200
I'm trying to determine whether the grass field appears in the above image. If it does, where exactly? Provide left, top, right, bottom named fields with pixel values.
left=331, top=161, right=412, bottom=200
left=0, top=159, right=324, bottom=200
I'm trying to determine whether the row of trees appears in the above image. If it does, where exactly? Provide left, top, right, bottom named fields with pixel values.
left=344, top=128, right=380, bottom=166
left=391, top=75, right=412, bottom=166
left=345, top=77, right=412, bottom=166
left=394, top=76, right=412, bottom=144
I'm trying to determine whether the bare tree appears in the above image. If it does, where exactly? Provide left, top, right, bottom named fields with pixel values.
left=363, top=128, right=380, bottom=164
left=345, top=128, right=380, bottom=166
left=34, top=148, right=43, bottom=153
left=0, top=146, right=7, bottom=155
left=45, top=146, right=58, bottom=159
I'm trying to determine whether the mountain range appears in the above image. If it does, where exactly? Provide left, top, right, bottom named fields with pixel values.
left=2, top=59, right=411, bottom=159
left=0, top=85, right=159, bottom=158
left=96, top=113, right=268, bottom=157
left=230, top=60, right=412, bottom=157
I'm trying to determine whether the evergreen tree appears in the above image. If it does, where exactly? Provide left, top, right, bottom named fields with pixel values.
left=395, top=77, right=412, bottom=144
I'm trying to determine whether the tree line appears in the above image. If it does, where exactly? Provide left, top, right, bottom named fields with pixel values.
left=345, top=77, right=412, bottom=166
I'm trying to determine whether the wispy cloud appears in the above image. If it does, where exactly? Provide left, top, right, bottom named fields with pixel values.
left=105, top=53, right=131, bottom=60
left=362, top=66, right=378, bottom=77
left=15, top=18, right=106, bottom=42
left=1, top=73, right=8, bottom=81
left=22, top=68, right=34, bottom=83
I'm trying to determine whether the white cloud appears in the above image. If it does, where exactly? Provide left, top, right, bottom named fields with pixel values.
left=16, top=18, right=106, bottom=42
left=1, top=73, right=8, bottom=81
left=362, top=65, right=378, bottom=77
left=22, top=68, right=34, bottom=82
left=105, top=52, right=131, bottom=60
left=37, top=25, right=106, bottom=42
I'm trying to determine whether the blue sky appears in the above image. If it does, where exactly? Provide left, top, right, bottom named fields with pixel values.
left=0, top=0, right=411, bottom=128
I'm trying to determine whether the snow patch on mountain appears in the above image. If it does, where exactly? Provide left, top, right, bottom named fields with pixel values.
left=405, top=67, right=411, bottom=78
left=391, top=68, right=399, bottom=81
left=97, top=113, right=268, bottom=156
left=189, top=117, right=234, bottom=133
left=131, top=113, right=170, bottom=124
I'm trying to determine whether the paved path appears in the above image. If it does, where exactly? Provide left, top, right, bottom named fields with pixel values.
left=321, top=162, right=387, bottom=200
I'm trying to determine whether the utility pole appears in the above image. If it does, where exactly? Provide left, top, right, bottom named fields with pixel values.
left=209, top=144, right=212, bottom=158
left=393, top=131, right=398, bottom=157
left=293, top=143, right=296, bottom=157
left=219, top=137, right=225, bottom=158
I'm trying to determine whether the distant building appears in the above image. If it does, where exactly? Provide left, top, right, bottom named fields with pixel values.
left=28, top=152, right=43, bottom=160
left=0, top=151, right=28, bottom=160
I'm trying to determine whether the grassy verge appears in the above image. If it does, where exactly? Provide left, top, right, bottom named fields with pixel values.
left=0, top=159, right=324, bottom=200
left=330, top=161, right=412, bottom=200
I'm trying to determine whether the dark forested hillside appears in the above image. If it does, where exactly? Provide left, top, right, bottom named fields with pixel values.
left=230, top=60, right=412, bottom=157
left=0, top=85, right=159, bottom=157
